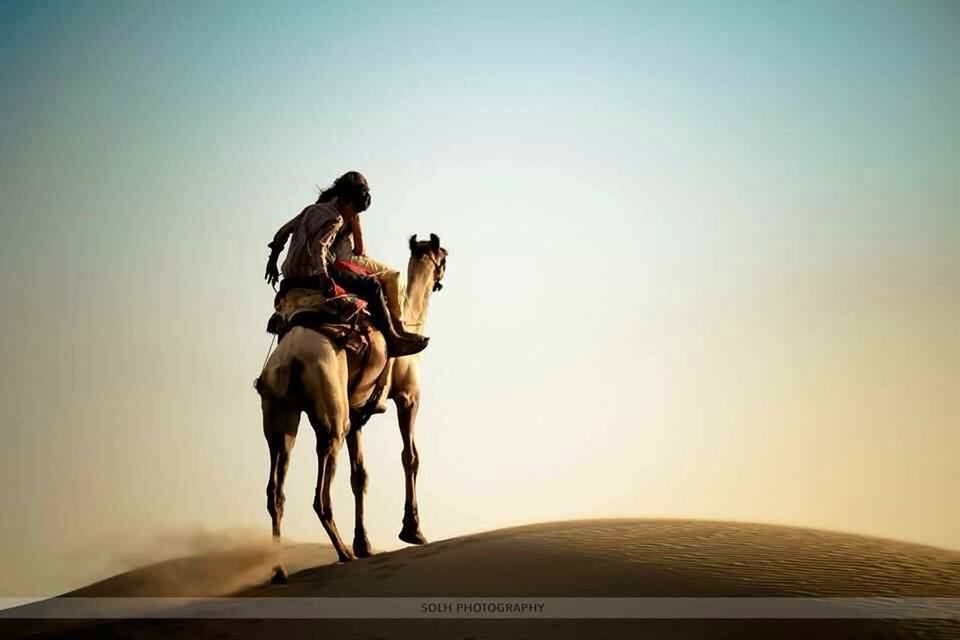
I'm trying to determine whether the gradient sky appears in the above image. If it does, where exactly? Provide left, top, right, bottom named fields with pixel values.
left=1, top=1, right=958, bottom=596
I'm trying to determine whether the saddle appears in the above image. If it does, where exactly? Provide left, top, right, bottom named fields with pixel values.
left=267, top=276, right=372, bottom=357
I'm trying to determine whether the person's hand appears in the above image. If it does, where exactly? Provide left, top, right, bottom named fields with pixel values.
left=265, top=257, right=280, bottom=287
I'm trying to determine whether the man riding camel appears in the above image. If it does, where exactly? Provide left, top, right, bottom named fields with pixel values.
left=264, top=171, right=429, bottom=357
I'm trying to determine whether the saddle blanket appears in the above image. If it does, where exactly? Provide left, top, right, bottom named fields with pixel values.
left=268, top=284, right=372, bottom=357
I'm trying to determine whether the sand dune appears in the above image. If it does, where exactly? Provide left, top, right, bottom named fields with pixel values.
left=4, top=519, right=959, bottom=639
left=251, top=519, right=960, bottom=598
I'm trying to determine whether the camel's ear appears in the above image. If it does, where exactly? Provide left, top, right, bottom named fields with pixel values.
left=409, top=235, right=418, bottom=252
left=429, top=233, right=440, bottom=252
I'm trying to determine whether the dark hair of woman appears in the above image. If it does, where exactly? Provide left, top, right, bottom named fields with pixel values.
left=317, top=171, right=371, bottom=212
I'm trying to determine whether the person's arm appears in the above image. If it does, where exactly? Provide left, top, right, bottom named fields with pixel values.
left=308, top=214, right=344, bottom=294
left=351, top=214, right=365, bottom=256
left=264, top=209, right=306, bottom=286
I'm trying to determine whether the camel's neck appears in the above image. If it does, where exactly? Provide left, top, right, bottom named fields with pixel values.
left=402, top=261, right=434, bottom=334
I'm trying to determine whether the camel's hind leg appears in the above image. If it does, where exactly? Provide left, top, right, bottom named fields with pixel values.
left=347, top=419, right=373, bottom=557
left=262, top=402, right=299, bottom=540
left=303, top=354, right=354, bottom=563
left=311, top=420, right=353, bottom=562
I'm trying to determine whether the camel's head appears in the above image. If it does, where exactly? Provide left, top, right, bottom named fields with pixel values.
left=408, top=233, right=448, bottom=292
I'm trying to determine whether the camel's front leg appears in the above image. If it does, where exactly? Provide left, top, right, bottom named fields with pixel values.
left=346, top=419, right=373, bottom=557
left=395, top=391, right=427, bottom=544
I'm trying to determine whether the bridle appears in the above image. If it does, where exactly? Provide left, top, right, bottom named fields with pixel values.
left=425, top=252, right=446, bottom=292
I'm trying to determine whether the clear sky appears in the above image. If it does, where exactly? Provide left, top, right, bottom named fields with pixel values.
left=1, top=1, right=957, bottom=596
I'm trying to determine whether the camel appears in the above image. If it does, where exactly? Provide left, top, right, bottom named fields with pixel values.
left=255, top=233, right=447, bottom=564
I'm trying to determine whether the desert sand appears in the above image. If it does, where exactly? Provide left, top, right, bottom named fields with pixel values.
left=4, top=518, right=959, bottom=639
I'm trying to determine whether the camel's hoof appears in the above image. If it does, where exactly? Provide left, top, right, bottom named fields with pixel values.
left=399, top=526, right=427, bottom=545
left=270, top=565, right=288, bottom=584
left=353, top=536, right=374, bottom=558
left=337, top=550, right=356, bottom=563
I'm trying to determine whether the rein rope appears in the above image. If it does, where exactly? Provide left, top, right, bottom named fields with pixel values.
left=261, top=333, right=277, bottom=371
left=402, top=253, right=444, bottom=330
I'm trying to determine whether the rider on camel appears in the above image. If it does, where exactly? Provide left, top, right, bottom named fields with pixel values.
left=264, top=171, right=428, bottom=357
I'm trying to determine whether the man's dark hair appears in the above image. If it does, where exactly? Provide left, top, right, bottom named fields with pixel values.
left=317, top=171, right=371, bottom=212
